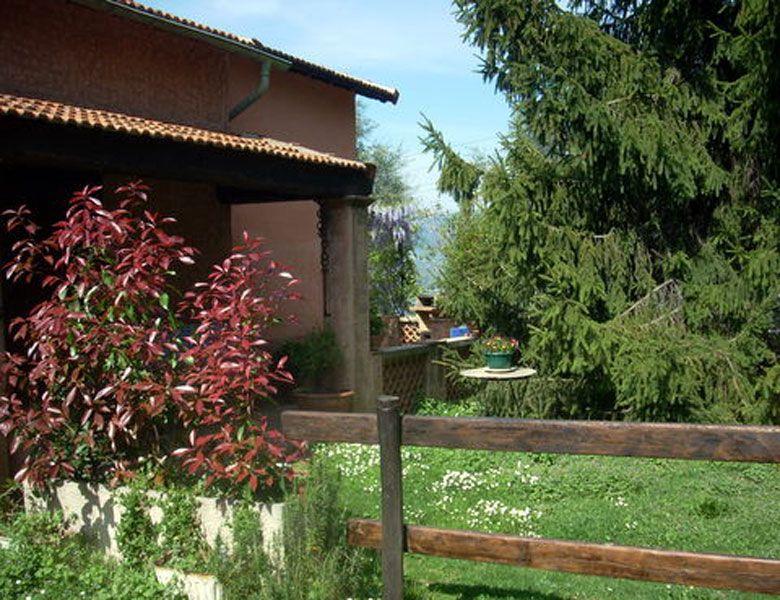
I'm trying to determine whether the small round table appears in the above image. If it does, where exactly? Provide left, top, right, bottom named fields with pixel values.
left=459, top=366, right=537, bottom=381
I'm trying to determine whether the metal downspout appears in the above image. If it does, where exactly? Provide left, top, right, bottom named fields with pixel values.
left=229, top=61, right=272, bottom=121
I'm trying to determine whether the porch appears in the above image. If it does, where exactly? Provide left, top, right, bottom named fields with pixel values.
left=0, top=94, right=375, bottom=414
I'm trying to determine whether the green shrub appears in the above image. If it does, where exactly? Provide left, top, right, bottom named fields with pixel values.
left=211, top=459, right=382, bottom=599
left=0, top=511, right=183, bottom=599
left=116, top=479, right=159, bottom=567
left=158, top=487, right=209, bottom=572
left=280, top=327, right=342, bottom=390
left=435, top=345, right=599, bottom=419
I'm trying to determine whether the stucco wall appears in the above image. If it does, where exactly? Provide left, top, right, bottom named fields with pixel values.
left=227, top=56, right=357, bottom=159
left=231, top=202, right=324, bottom=341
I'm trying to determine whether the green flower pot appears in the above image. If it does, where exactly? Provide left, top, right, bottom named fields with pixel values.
left=484, top=351, right=515, bottom=370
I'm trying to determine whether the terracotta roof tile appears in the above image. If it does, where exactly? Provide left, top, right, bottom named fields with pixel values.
left=0, top=93, right=370, bottom=172
left=104, top=0, right=399, bottom=104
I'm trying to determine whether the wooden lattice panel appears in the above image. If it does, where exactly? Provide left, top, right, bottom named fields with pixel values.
left=400, top=322, right=420, bottom=344
left=382, top=352, right=427, bottom=411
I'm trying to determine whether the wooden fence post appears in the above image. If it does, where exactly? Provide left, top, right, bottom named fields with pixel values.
left=377, top=395, right=404, bottom=600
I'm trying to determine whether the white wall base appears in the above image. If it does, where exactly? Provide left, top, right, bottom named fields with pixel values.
left=24, top=481, right=284, bottom=558
left=155, top=566, right=224, bottom=600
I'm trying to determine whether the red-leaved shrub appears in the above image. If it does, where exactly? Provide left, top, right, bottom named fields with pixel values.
left=172, top=234, right=303, bottom=491
left=0, top=183, right=302, bottom=495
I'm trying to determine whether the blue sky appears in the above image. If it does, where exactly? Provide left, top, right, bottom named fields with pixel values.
left=157, top=0, right=512, bottom=210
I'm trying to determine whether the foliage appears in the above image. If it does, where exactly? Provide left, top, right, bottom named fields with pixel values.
left=280, top=327, right=342, bottom=390
left=0, top=183, right=195, bottom=486
left=369, top=303, right=386, bottom=336
left=0, top=482, right=21, bottom=533
left=319, top=398, right=780, bottom=598
left=172, top=232, right=303, bottom=495
left=211, top=459, right=383, bottom=600
left=357, top=102, right=417, bottom=210
left=358, top=102, right=421, bottom=316
left=116, top=477, right=159, bottom=567
left=423, top=0, right=780, bottom=423
left=437, top=346, right=591, bottom=419
left=209, top=501, right=274, bottom=599
left=157, top=487, right=209, bottom=572
left=0, top=511, right=183, bottom=599
left=368, top=206, right=419, bottom=316
left=0, top=183, right=302, bottom=493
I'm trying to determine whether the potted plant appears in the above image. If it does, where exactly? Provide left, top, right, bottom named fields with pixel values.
left=282, top=327, right=354, bottom=411
left=481, top=335, right=519, bottom=371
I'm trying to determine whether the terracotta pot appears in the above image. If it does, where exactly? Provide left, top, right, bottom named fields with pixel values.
left=417, top=294, right=435, bottom=307
left=292, top=389, right=354, bottom=412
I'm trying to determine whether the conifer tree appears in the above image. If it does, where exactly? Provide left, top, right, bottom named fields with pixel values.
left=424, top=0, right=779, bottom=422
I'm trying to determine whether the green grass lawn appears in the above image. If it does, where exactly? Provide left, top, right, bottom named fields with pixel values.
left=315, top=403, right=780, bottom=599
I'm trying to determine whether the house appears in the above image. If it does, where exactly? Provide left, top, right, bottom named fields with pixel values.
left=0, top=0, right=399, bottom=441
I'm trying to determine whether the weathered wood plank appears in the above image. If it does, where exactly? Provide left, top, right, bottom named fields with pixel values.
left=377, top=397, right=404, bottom=600
left=281, top=411, right=780, bottom=463
left=281, top=411, right=376, bottom=444
left=403, top=416, right=780, bottom=463
left=347, top=520, right=780, bottom=595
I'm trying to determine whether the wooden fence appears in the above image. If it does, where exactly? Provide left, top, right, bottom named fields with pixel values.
left=282, top=398, right=780, bottom=599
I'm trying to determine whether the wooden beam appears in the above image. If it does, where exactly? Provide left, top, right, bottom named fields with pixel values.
left=347, top=520, right=780, bottom=595
left=0, top=118, right=373, bottom=200
left=280, top=411, right=780, bottom=463
left=282, top=411, right=376, bottom=444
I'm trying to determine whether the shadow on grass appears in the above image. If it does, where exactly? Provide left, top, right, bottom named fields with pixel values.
left=428, top=582, right=568, bottom=599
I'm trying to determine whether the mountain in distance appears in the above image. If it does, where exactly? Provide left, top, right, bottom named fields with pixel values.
left=413, top=211, right=452, bottom=293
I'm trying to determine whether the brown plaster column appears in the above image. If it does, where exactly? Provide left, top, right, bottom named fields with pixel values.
left=320, top=197, right=372, bottom=411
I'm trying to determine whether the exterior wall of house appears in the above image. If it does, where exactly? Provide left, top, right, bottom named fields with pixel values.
left=0, top=0, right=360, bottom=349
left=0, top=0, right=367, bottom=408
left=227, top=56, right=357, bottom=159
left=231, top=202, right=324, bottom=341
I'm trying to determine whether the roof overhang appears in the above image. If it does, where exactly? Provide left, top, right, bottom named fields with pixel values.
left=0, top=116, right=374, bottom=201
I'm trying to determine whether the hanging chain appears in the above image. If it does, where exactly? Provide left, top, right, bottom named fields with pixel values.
left=316, top=200, right=330, bottom=275
left=316, top=200, right=331, bottom=318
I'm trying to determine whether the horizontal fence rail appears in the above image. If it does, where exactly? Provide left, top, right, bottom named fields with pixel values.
left=347, top=519, right=780, bottom=595
left=281, top=411, right=780, bottom=463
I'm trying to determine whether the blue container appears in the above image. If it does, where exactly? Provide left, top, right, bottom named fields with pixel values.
left=450, top=325, right=470, bottom=338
